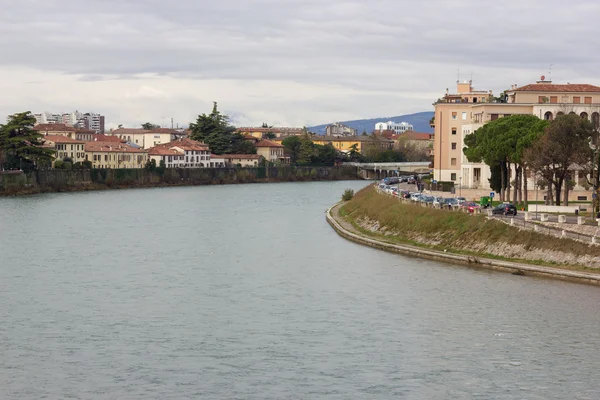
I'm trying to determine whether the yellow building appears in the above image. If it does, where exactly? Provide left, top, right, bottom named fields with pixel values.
left=85, top=142, right=147, bottom=169
left=218, top=154, right=264, bottom=167
left=311, top=135, right=393, bottom=153
left=41, top=135, right=87, bottom=165
left=35, top=123, right=96, bottom=141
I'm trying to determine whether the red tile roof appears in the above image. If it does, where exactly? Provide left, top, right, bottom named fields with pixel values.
left=85, top=142, right=146, bottom=153
left=403, top=131, right=434, bottom=141
left=91, top=134, right=124, bottom=143
left=148, top=147, right=181, bottom=156
left=255, top=139, right=284, bottom=148
left=35, top=123, right=76, bottom=132
left=148, top=138, right=209, bottom=154
left=41, top=135, right=85, bottom=144
left=512, top=83, right=600, bottom=93
left=110, top=128, right=150, bottom=135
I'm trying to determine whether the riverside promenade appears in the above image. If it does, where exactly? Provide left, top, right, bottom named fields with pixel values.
left=327, top=202, right=600, bottom=286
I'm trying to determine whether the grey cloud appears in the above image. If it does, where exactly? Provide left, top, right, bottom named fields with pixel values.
left=2, top=0, right=600, bottom=126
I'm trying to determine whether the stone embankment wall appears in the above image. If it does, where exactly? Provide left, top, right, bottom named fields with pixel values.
left=0, top=166, right=359, bottom=195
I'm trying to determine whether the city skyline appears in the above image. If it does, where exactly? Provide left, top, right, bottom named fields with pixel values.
left=1, top=0, right=599, bottom=129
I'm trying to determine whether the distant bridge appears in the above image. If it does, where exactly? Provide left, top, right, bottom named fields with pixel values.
left=343, top=162, right=431, bottom=180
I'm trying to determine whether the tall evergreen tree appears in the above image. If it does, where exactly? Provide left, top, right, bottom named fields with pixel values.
left=189, top=102, right=245, bottom=154
left=0, top=112, right=54, bottom=171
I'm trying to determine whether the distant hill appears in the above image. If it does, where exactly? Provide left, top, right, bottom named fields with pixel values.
left=309, top=111, right=434, bottom=135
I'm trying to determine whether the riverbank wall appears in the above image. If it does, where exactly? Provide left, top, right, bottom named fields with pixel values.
left=0, top=166, right=359, bottom=196
left=326, top=202, right=600, bottom=286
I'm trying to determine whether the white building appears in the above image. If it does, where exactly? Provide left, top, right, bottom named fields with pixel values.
left=148, top=138, right=210, bottom=168
left=33, top=110, right=105, bottom=133
left=374, top=121, right=413, bottom=134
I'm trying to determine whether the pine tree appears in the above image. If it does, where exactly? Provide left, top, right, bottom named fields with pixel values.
left=0, top=112, right=55, bottom=171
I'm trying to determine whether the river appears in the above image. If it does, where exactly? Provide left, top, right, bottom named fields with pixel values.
left=1, top=181, right=600, bottom=399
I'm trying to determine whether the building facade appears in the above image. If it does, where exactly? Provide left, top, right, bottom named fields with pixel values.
left=147, top=138, right=211, bottom=168
left=33, top=111, right=105, bottom=133
left=41, top=135, right=87, bottom=165
left=326, top=123, right=357, bottom=137
left=433, top=78, right=600, bottom=189
left=108, top=128, right=185, bottom=149
left=84, top=142, right=147, bottom=169
left=255, top=139, right=288, bottom=163
left=236, top=127, right=304, bottom=139
left=374, top=121, right=414, bottom=134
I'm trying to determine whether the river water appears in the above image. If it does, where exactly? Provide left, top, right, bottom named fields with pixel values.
left=1, top=181, right=600, bottom=399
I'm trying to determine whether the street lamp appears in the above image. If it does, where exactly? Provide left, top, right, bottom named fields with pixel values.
left=459, top=176, right=462, bottom=197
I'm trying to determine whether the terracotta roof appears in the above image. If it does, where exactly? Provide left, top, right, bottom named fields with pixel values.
left=148, top=147, right=182, bottom=156
left=147, top=128, right=183, bottom=134
left=243, top=135, right=260, bottom=141
left=403, top=131, right=434, bottom=141
left=35, top=123, right=76, bottom=132
left=255, top=139, right=284, bottom=148
left=41, top=135, right=85, bottom=144
left=85, top=142, right=146, bottom=153
left=147, top=138, right=209, bottom=155
left=511, top=83, right=600, bottom=93
left=76, top=128, right=96, bottom=134
left=374, top=129, right=397, bottom=139
left=91, top=134, right=124, bottom=143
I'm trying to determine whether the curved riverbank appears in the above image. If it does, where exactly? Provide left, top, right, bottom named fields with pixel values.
left=327, top=201, right=600, bottom=286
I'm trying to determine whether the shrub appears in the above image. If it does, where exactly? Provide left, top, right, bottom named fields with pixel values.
left=342, top=189, right=355, bottom=201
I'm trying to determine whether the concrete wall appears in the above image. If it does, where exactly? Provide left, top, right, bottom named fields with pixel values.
left=0, top=166, right=359, bottom=195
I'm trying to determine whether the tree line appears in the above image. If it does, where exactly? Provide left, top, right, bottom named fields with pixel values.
left=464, top=113, right=598, bottom=206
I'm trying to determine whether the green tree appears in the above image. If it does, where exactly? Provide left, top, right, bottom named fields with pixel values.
left=145, top=158, right=157, bottom=172
left=347, top=143, right=363, bottom=162
left=312, top=143, right=337, bottom=166
left=189, top=102, right=237, bottom=154
left=230, top=133, right=257, bottom=154
left=264, top=132, right=276, bottom=139
left=463, top=114, right=548, bottom=204
left=525, top=114, right=594, bottom=205
left=0, top=112, right=55, bottom=171
left=142, top=122, right=160, bottom=130
left=282, top=136, right=302, bottom=164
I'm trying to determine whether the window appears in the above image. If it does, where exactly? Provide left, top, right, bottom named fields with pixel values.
left=550, top=96, right=558, bottom=103
left=573, top=96, right=581, bottom=104
left=452, top=112, right=457, bottom=120
left=451, top=142, right=457, bottom=150
left=462, top=112, right=467, bottom=120
left=450, top=173, right=457, bottom=181
left=578, top=196, right=588, bottom=201
left=490, top=114, right=499, bottom=121
left=538, top=96, right=546, bottom=103
left=585, top=96, right=593, bottom=104
left=451, top=128, right=457, bottom=135
left=451, top=158, right=457, bottom=166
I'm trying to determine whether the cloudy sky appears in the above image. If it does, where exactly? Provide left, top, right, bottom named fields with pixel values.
left=1, top=0, right=599, bottom=129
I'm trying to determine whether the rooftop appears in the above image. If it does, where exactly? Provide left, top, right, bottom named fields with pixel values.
left=510, top=83, right=600, bottom=93
left=35, top=123, right=76, bottom=132
left=41, top=135, right=85, bottom=144
left=255, top=139, right=284, bottom=148
left=85, top=142, right=146, bottom=153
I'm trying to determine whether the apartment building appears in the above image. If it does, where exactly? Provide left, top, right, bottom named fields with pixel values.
left=84, top=142, right=147, bottom=169
left=147, top=138, right=210, bottom=168
left=433, top=78, right=600, bottom=189
left=33, top=111, right=105, bottom=133
left=41, top=135, right=87, bottom=165
left=255, top=139, right=288, bottom=163
left=108, top=128, right=185, bottom=149
left=325, top=123, right=357, bottom=137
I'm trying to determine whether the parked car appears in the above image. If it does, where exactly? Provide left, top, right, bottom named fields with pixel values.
left=463, top=202, right=480, bottom=213
left=456, top=197, right=467, bottom=206
left=410, top=193, right=422, bottom=202
left=432, top=197, right=445, bottom=207
left=492, top=203, right=517, bottom=216
left=420, top=195, right=435, bottom=204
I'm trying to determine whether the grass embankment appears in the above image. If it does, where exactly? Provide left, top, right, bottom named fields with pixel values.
left=340, top=185, right=600, bottom=270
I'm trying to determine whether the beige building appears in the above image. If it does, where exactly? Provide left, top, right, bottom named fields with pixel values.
left=41, top=135, right=87, bottom=165
left=255, top=139, right=288, bottom=163
left=433, top=78, right=600, bottom=190
left=147, top=138, right=210, bottom=168
left=236, top=127, right=304, bottom=139
left=220, top=154, right=263, bottom=167
left=107, top=128, right=186, bottom=149
left=84, top=142, right=147, bottom=169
